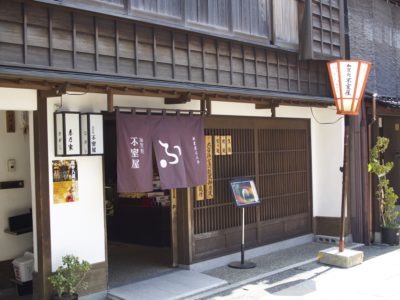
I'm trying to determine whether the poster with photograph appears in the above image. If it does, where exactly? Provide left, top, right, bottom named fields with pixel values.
left=52, top=160, right=79, bottom=204
left=229, top=178, right=260, bottom=207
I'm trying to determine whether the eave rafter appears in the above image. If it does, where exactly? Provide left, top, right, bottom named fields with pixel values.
left=0, top=76, right=331, bottom=109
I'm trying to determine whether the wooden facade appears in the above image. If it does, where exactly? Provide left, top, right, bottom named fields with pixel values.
left=0, top=0, right=348, bottom=298
left=0, top=0, right=346, bottom=102
left=193, top=116, right=312, bottom=261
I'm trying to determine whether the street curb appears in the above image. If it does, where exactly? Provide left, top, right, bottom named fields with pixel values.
left=183, top=243, right=364, bottom=300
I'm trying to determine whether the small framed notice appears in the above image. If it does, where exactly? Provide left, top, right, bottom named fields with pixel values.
left=229, top=178, right=260, bottom=207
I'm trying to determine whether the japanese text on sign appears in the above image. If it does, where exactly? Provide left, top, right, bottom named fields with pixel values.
left=130, top=136, right=144, bottom=169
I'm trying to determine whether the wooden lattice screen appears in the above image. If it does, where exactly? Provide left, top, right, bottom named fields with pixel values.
left=192, top=116, right=312, bottom=261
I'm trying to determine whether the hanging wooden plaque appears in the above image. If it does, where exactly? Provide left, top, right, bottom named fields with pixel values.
left=6, top=111, right=15, bottom=133
left=214, top=136, right=221, bottom=156
left=195, top=185, right=205, bottom=201
left=170, top=188, right=177, bottom=202
left=226, top=135, right=232, bottom=155
left=220, top=136, right=227, bottom=155
left=205, top=135, right=214, bottom=199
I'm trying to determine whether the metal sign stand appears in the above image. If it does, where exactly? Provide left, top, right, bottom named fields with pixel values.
left=228, top=208, right=256, bottom=269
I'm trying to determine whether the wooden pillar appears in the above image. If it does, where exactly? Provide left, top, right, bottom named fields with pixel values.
left=33, top=91, right=52, bottom=300
left=177, top=188, right=193, bottom=265
left=107, top=90, right=114, bottom=112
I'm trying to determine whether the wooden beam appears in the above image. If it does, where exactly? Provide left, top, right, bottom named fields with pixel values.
left=165, top=92, right=191, bottom=104
left=115, top=20, right=120, bottom=73
left=72, top=12, right=77, bottom=69
left=48, top=8, right=53, bottom=67
left=107, top=90, right=114, bottom=112
left=22, top=2, right=27, bottom=64
left=34, top=91, right=52, bottom=300
left=255, top=103, right=278, bottom=109
left=94, top=16, right=99, bottom=71
left=172, top=31, right=176, bottom=79
left=187, top=34, right=192, bottom=81
left=153, top=28, right=157, bottom=77
left=134, top=23, right=138, bottom=75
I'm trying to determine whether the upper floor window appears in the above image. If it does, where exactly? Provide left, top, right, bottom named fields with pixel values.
left=131, top=0, right=182, bottom=18
left=231, top=0, right=269, bottom=38
left=186, top=0, right=229, bottom=29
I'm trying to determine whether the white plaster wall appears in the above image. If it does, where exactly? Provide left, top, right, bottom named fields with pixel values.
left=48, top=95, right=106, bottom=270
left=0, top=111, right=33, bottom=261
left=0, top=88, right=37, bottom=111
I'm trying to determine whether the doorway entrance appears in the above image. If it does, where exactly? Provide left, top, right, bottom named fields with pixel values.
left=103, top=113, right=176, bottom=288
left=0, top=110, right=34, bottom=299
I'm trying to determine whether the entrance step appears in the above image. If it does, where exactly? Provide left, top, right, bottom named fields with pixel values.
left=107, top=270, right=227, bottom=300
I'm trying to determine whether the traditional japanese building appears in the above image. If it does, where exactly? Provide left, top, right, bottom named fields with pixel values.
left=0, top=0, right=356, bottom=299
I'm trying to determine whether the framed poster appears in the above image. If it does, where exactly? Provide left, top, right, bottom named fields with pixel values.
left=229, top=178, right=260, bottom=207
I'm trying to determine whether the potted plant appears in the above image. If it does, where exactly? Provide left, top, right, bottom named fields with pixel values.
left=368, top=136, right=400, bottom=245
left=48, top=255, right=91, bottom=300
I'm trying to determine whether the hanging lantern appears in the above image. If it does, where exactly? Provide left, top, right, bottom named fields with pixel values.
left=80, top=113, right=104, bottom=155
left=327, top=60, right=372, bottom=115
left=54, top=112, right=81, bottom=156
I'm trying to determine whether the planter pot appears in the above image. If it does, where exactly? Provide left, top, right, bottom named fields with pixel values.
left=51, top=293, right=78, bottom=300
left=381, top=227, right=400, bottom=245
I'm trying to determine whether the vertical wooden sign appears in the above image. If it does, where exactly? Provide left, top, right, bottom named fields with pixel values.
left=220, top=135, right=227, bottom=155
left=226, top=135, right=232, bottom=155
left=170, top=188, right=177, bottom=202
left=205, top=135, right=214, bottom=199
left=6, top=111, right=15, bottom=133
left=214, top=136, right=221, bottom=155
left=195, top=185, right=205, bottom=201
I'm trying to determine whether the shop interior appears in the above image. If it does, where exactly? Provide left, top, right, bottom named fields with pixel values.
left=103, top=113, right=174, bottom=288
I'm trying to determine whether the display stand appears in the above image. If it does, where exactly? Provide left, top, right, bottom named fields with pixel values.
left=228, top=208, right=256, bottom=269
left=228, top=178, right=260, bottom=269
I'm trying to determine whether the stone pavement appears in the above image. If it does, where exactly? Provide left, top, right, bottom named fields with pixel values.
left=107, top=240, right=353, bottom=300
left=195, top=244, right=400, bottom=300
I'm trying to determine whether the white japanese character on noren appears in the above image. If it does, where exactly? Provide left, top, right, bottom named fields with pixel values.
left=158, top=140, right=181, bottom=168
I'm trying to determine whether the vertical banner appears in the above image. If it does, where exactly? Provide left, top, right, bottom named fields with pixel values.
left=226, top=135, right=232, bottom=155
left=116, top=112, right=154, bottom=192
left=214, top=136, right=221, bottom=155
left=52, top=160, right=79, bottom=204
left=181, top=116, right=207, bottom=187
left=220, top=135, right=227, bottom=155
left=205, top=135, right=214, bottom=199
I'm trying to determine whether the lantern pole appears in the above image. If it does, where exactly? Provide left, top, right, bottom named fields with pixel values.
left=339, top=116, right=350, bottom=252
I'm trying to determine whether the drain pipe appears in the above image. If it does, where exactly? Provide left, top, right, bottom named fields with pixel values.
left=367, top=93, right=378, bottom=243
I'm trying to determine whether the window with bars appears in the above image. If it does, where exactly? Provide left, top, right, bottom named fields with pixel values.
left=193, top=118, right=312, bottom=237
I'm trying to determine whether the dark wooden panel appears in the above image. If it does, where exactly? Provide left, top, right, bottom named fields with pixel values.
left=0, top=43, right=23, bottom=63
left=0, top=0, right=23, bottom=24
left=0, top=21, right=23, bottom=44
left=192, top=116, right=312, bottom=261
left=314, top=216, right=350, bottom=236
left=78, top=261, right=107, bottom=296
